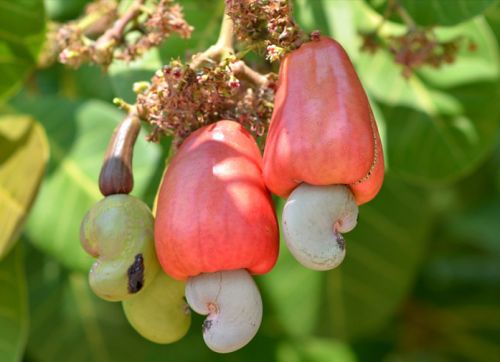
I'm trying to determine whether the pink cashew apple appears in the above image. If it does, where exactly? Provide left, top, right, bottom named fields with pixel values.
left=155, top=120, right=279, bottom=353
left=263, top=36, right=385, bottom=270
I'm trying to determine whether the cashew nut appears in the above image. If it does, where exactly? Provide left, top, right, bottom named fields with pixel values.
left=185, top=269, right=262, bottom=353
left=282, top=184, right=358, bottom=270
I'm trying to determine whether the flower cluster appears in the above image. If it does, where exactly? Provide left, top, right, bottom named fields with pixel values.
left=359, top=0, right=471, bottom=78
left=54, top=0, right=192, bottom=68
left=120, top=0, right=193, bottom=62
left=360, top=29, right=465, bottom=78
left=388, top=31, right=463, bottom=77
left=226, top=0, right=304, bottom=61
left=136, top=59, right=276, bottom=147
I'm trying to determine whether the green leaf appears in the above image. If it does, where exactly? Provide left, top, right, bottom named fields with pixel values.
left=404, top=196, right=500, bottom=361
left=277, top=338, right=357, bottom=362
left=44, top=0, right=89, bottom=21
left=399, top=0, right=496, bottom=27
left=0, top=115, right=48, bottom=259
left=24, top=247, right=208, bottom=362
left=382, top=138, right=500, bottom=361
left=356, top=18, right=500, bottom=185
left=0, top=0, right=46, bottom=101
left=72, top=65, right=116, bottom=101
left=10, top=96, right=162, bottom=272
left=445, top=197, right=500, bottom=253
left=108, top=49, right=162, bottom=103
left=0, top=244, right=29, bottom=362
left=421, top=195, right=500, bottom=289
left=365, top=0, right=496, bottom=27
left=325, top=174, right=433, bottom=339
left=293, top=0, right=331, bottom=35
left=261, top=200, right=323, bottom=338
left=260, top=246, right=323, bottom=338
left=486, top=4, right=500, bottom=47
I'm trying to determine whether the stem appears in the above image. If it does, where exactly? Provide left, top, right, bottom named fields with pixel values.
left=99, top=109, right=141, bottom=196
left=190, top=8, right=235, bottom=69
left=215, top=14, right=234, bottom=50
left=77, top=11, right=107, bottom=33
left=394, top=0, right=417, bottom=30
left=95, top=0, right=146, bottom=50
left=373, top=0, right=396, bottom=33
left=230, top=61, right=270, bottom=88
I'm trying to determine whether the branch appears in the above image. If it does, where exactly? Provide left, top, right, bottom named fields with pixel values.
left=394, top=0, right=417, bottom=30
left=94, top=0, right=146, bottom=63
left=190, top=12, right=234, bottom=69
left=230, top=61, right=270, bottom=88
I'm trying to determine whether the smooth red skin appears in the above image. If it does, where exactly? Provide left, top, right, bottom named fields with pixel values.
left=155, top=121, right=279, bottom=280
left=263, top=37, right=384, bottom=205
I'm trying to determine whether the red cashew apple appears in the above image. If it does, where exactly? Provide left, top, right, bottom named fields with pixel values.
left=263, top=36, right=384, bottom=270
left=155, top=120, right=279, bottom=352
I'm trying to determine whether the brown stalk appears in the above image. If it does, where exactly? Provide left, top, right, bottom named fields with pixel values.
left=94, top=0, right=146, bottom=63
left=99, top=110, right=141, bottom=196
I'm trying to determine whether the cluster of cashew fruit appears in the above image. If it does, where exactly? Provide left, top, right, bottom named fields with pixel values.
left=80, top=36, right=384, bottom=353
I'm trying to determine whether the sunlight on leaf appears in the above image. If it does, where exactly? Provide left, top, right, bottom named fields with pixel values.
left=0, top=115, right=48, bottom=259
left=277, top=338, right=357, bottom=362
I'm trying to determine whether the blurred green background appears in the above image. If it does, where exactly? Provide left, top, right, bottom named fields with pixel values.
left=1, top=0, right=500, bottom=361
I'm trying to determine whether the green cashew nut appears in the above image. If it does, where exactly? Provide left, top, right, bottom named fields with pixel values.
left=123, top=271, right=191, bottom=344
left=80, top=194, right=160, bottom=301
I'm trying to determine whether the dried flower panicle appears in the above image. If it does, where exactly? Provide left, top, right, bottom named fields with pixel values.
left=360, top=28, right=464, bottom=78
left=359, top=31, right=381, bottom=54
left=359, top=0, right=470, bottom=78
left=121, top=0, right=193, bottom=61
left=55, top=0, right=118, bottom=67
left=226, top=0, right=304, bottom=61
left=54, top=0, right=192, bottom=69
left=388, top=30, right=462, bottom=78
left=136, top=59, right=276, bottom=147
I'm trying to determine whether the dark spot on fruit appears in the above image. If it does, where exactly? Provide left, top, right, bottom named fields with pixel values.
left=127, top=254, right=144, bottom=293
left=335, top=232, right=345, bottom=250
left=202, top=319, right=213, bottom=334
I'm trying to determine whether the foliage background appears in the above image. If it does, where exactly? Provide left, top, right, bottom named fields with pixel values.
left=1, top=0, right=499, bottom=361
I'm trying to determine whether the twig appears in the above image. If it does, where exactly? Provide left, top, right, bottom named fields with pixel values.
left=94, top=0, right=146, bottom=60
left=190, top=13, right=235, bottom=69
left=230, top=61, right=270, bottom=88
left=394, top=0, right=417, bottom=31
